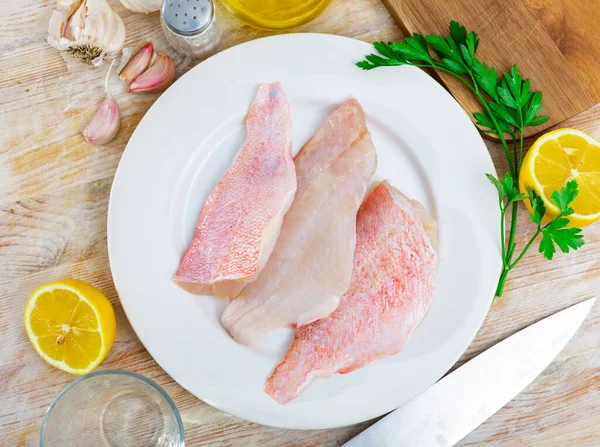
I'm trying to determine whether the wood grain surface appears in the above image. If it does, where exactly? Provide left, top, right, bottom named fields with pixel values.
left=1, top=0, right=599, bottom=446
left=383, top=0, right=600, bottom=137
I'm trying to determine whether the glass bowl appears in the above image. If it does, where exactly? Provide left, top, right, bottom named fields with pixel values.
left=40, top=370, right=185, bottom=447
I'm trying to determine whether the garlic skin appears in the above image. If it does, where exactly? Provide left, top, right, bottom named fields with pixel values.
left=119, top=41, right=154, bottom=83
left=119, top=0, right=162, bottom=13
left=83, top=96, right=120, bottom=144
left=47, top=0, right=126, bottom=66
left=127, top=54, right=176, bottom=94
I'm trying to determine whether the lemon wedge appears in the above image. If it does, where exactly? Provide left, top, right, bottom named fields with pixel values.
left=520, top=128, right=600, bottom=227
left=24, top=279, right=116, bottom=375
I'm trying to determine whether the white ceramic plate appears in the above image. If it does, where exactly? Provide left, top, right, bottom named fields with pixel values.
left=108, top=34, right=501, bottom=430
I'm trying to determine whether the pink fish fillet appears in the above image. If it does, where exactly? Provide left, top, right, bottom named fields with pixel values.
left=173, top=83, right=296, bottom=298
left=221, top=98, right=377, bottom=345
left=265, top=181, right=438, bottom=404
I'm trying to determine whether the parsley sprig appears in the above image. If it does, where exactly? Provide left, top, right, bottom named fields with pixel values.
left=358, top=21, right=585, bottom=296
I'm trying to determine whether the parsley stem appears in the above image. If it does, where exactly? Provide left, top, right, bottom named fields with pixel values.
left=505, top=202, right=519, bottom=262
left=500, top=199, right=506, bottom=263
left=495, top=267, right=509, bottom=296
left=508, top=228, right=541, bottom=270
left=504, top=121, right=525, bottom=277
left=518, top=112, right=525, bottom=170
left=512, top=132, right=518, bottom=174
left=508, top=215, right=564, bottom=270
left=470, top=86, right=516, bottom=178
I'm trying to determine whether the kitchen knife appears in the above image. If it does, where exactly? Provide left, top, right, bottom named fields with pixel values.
left=344, top=297, right=596, bottom=447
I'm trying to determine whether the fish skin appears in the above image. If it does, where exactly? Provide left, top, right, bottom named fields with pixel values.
left=173, top=83, right=296, bottom=297
left=221, top=98, right=377, bottom=344
left=265, top=181, right=438, bottom=404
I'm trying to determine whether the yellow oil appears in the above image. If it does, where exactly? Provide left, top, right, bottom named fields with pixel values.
left=220, top=0, right=333, bottom=30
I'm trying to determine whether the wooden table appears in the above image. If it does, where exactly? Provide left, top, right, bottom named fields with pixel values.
left=1, top=0, right=598, bottom=445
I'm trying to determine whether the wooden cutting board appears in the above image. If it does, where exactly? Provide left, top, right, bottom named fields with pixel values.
left=383, top=0, right=600, bottom=137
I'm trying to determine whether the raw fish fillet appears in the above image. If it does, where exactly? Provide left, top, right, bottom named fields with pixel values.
left=221, top=98, right=377, bottom=344
left=265, top=181, right=438, bottom=404
left=173, top=83, right=296, bottom=297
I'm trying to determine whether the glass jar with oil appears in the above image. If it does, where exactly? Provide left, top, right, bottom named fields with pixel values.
left=220, top=0, right=332, bottom=30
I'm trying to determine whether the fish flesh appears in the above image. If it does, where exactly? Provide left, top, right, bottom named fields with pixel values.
left=173, top=83, right=296, bottom=297
left=265, top=181, right=438, bottom=404
left=221, top=98, right=377, bottom=344
left=222, top=99, right=377, bottom=344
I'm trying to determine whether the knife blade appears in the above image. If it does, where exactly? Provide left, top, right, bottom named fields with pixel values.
left=344, top=297, right=596, bottom=447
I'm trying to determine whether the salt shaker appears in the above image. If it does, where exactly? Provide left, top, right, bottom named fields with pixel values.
left=160, top=0, right=220, bottom=59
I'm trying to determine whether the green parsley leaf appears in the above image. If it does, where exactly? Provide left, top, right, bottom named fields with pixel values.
left=357, top=42, right=407, bottom=70
left=486, top=173, right=526, bottom=206
left=357, top=54, right=401, bottom=70
left=545, top=216, right=570, bottom=231
left=527, top=187, right=546, bottom=225
left=551, top=179, right=579, bottom=214
left=450, top=21, right=467, bottom=47
left=540, top=218, right=584, bottom=260
left=460, top=45, right=472, bottom=67
left=500, top=173, right=518, bottom=199
left=442, top=58, right=467, bottom=74
left=413, top=34, right=430, bottom=56
left=356, top=60, right=375, bottom=70
left=549, top=226, right=584, bottom=253
left=524, top=91, right=544, bottom=125
left=472, top=59, right=499, bottom=102
left=500, top=173, right=525, bottom=205
left=474, top=111, right=497, bottom=134
left=390, top=39, right=432, bottom=63
left=507, top=192, right=527, bottom=206
left=373, top=41, right=403, bottom=61
left=365, top=54, right=394, bottom=66
left=539, top=230, right=556, bottom=260
left=474, top=110, right=512, bottom=135
left=489, top=102, right=518, bottom=126
left=497, top=85, right=518, bottom=109
left=527, top=115, right=550, bottom=127
left=486, top=173, right=504, bottom=202
left=466, top=31, right=479, bottom=56
left=426, top=34, right=462, bottom=63
left=503, top=65, right=523, bottom=103
left=518, top=79, right=532, bottom=108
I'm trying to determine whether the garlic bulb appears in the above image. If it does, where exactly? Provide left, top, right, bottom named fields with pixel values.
left=119, top=0, right=162, bottom=13
left=47, top=0, right=126, bottom=66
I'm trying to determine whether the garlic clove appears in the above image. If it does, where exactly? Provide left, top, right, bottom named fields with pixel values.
left=127, top=54, right=176, bottom=94
left=47, top=0, right=83, bottom=44
left=119, top=41, right=154, bottom=83
left=85, top=0, right=126, bottom=55
left=83, top=95, right=120, bottom=145
left=48, top=0, right=126, bottom=66
left=119, top=0, right=162, bottom=14
left=62, top=11, right=77, bottom=41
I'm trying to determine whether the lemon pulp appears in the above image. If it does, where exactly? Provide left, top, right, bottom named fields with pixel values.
left=520, top=128, right=600, bottom=227
left=24, top=279, right=116, bottom=375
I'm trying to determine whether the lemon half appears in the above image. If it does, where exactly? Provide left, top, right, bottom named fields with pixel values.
left=520, top=128, right=600, bottom=227
left=24, top=279, right=116, bottom=375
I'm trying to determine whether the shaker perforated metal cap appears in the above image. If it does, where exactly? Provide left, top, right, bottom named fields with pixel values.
left=161, top=0, right=214, bottom=36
